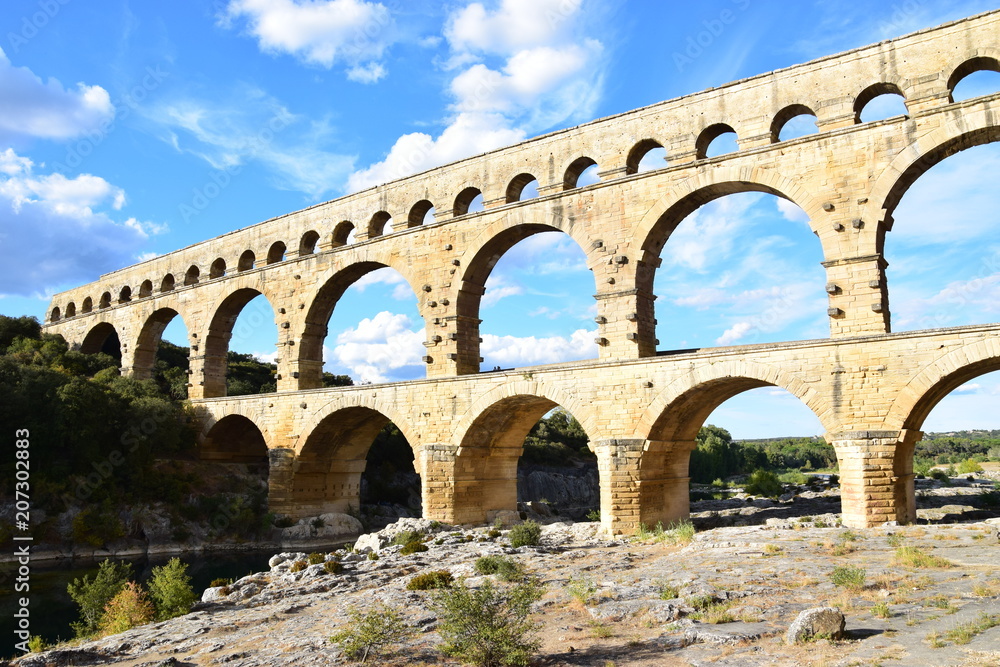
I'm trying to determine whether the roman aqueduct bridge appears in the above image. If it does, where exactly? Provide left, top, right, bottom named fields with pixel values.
left=44, top=11, right=1000, bottom=532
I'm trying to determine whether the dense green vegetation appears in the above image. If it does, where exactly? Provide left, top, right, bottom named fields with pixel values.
left=520, top=408, right=593, bottom=465
left=690, top=425, right=838, bottom=484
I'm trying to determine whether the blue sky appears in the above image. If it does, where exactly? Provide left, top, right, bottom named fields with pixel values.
left=2, top=0, right=999, bottom=437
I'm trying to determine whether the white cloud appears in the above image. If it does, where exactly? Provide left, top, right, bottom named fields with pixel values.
left=776, top=197, right=810, bottom=224
left=481, top=328, right=596, bottom=367
left=716, top=321, right=753, bottom=346
left=329, top=311, right=425, bottom=383
left=0, top=48, right=114, bottom=142
left=222, top=0, right=394, bottom=80
left=0, top=150, right=162, bottom=297
left=482, top=274, right=524, bottom=308
left=445, top=0, right=582, bottom=55
left=144, top=86, right=354, bottom=199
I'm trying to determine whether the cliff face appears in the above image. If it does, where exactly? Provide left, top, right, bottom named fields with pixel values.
left=517, top=463, right=599, bottom=520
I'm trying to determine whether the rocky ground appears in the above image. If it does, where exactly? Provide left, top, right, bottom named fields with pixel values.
left=11, top=477, right=1000, bottom=667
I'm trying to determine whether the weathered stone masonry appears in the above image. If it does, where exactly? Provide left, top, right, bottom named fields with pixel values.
left=43, top=11, right=1000, bottom=532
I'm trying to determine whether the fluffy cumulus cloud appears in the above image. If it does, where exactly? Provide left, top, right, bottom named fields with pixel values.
left=481, top=328, right=596, bottom=368
left=0, top=47, right=114, bottom=143
left=328, top=311, right=425, bottom=383
left=346, top=0, right=606, bottom=191
left=0, top=149, right=163, bottom=297
left=222, top=0, right=394, bottom=81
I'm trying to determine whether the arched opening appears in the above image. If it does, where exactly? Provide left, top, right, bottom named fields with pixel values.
left=368, top=211, right=392, bottom=238
left=132, top=308, right=191, bottom=397
left=626, top=139, right=667, bottom=174
left=210, top=258, right=227, bottom=279
left=238, top=249, right=256, bottom=272
left=160, top=274, right=175, bottom=292
left=331, top=221, right=354, bottom=247
left=641, top=378, right=827, bottom=529
left=293, top=407, right=419, bottom=525
left=204, top=289, right=278, bottom=398
left=770, top=104, right=819, bottom=142
left=882, top=139, right=1000, bottom=333
left=644, top=188, right=826, bottom=352
left=99, top=292, right=111, bottom=309
left=506, top=173, right=539, bottom=203
left=299, top=263, right=423, bottom=388
left=300, top=230, right=320, bottom=256
left=200, top=414, right=269, bottom=464
left=118, top=286, right=132, bottom=303
left=266, top=241, right=286, bottom=264
left=948, top=56, right=1000, bottom=102
left=454, top=395, right=594, bottom=525
left=184, top=265, right=200, bottom=286
left=80, top=322, right=121, bottom=364
left=49, top=306, right=61, bottom=322
left=453, top=186, right=484, bottom=216
left=855, top=82, right=908, bottom=123
left=458, top=225, right=596, bottom=374
left=696, top=123, right=739, bottom=159
left=407, top=200, right=435, bottom=228
left=138, top=280, right=153, bottom=298
left=65, top=302, right=76, bottom=318
left=563, top=157, right=599, bottom=190
left=199, top=415, right=270, bottom=523
left=81, top=297, right=93, bottom=313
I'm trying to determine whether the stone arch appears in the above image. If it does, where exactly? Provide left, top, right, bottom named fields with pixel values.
left=49, top=306, right=61, bottom=322
left=198, top=413, right=270, bottom=464
left=368, top=211, right=392, bottom=238
left=210, top=258, right=227, bottom=279
left=160, top=274, right=175, bottom=292
left=81, top=297, right=93, bottom=313
left=118, top=286, right=132, bottom=303
left=297, top=254, right=423, bottom=389
left=453, top=211, right=600, bottom=374
left=131, top=307, right=189, bottom=382
left=203, top=285, right=279, bottom=398
left=453, top=186, right=482, bottom=217
left=626, top=139, right=666, bottom=175
left=331, top=221, right=353, bottom=247
left=184, top=265, right=200, bottom=286
left=300, top=230, right=320, bottom=256
left=196, top=403, right=274, bottom=448
left=505, top=172, right=537, bottom=203
left=65, top=302, right=76, bottom=318
left=695, top=123, right=738, bottom=159
left=770, top=103, right=818, bottom=142
left=450, top=382, right=600, bottom=524
left=947, top=55, right=1000, bottom=101
left=139, top=280, right=153, bottom=298
left=80, top=321, right=121, bottom=360
left=563, top=156, right=598, bottom=190
left=854, top=81, right=908, bottom=123
left=267, top=241, right=286, bottom=264
left=290, top=399, right=421, bottom=518
left=238, top=249, right=256, bottom=272
left=99, top=292, right=112, bottom=309
left=407, top=199, right=434, bottom=228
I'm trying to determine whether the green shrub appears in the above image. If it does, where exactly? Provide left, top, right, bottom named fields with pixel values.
left=67, top=559, right=134, bottom=637
left=475, top=555, right=525, bottom=582
left=744, top=470, right=783, bottom=498
left=367, top=551, right=379, bottom=561
left=658, top=583, right=679, bottom=600
left=957, top=458, right=984, bottom=474
left=634, top=520, right=695, bottom=544
left=830, top=566, right=866, bottom=591
left=585, top=509, right=601, bottom=522
left=392, top=530, right=424, bottom=546
left=930, top=469, right=950, bottom=482
left=330, top=603, right=412, bottom=663
left=407, top=570, right=454, bottom=590
left=399, top=541, right=429, bottom=555
left=71, top=505, right=125, bottom=548
left=308, top=552, right=325, bottom=565
left=148, top=557, right=196, bottom=621
left=290, top=559, right=308, bottom=573
left=566, top=577, right=597, bottom=605
left=508, top=520, right=542, bottom=548
left=324, top=560, right=344, bottom=574
left=893, top=546, right=954, bottom=569
left=488, top=529, right=502, bottom=538
left=779, top=471, right=809, bottom=485
left=209, top=577, right=234, bottom=588
left=273, top=515, right=296, bottom=528
left=27, top=635, right=45, bottom=652
left=430, top=578, right=543, bottom=667
left=98, top=581, right=155, bottom=636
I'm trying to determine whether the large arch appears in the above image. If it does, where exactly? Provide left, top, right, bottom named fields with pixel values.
left=451, top=384, right=598, bottom=525
left=80, top=321, right=122, bottom=361
left=297, top=257, right=423, bottom=389
left=289, top=403, right=420, bottom=519
left=199, top=413, right=270, bottom=464
left=454, top=212, right=599, bottom=374
left=203, top=287, right=279, bottom=398
left=131, top=307, right=189, bottom=382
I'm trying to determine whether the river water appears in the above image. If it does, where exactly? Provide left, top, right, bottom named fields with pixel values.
left=1, top=547, right=340, bottom=654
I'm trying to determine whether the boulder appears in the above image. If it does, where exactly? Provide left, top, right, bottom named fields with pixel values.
left=785, top=607, right=845, bottom=644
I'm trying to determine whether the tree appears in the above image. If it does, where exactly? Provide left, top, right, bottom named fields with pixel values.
left=98, top=581, right=155, bottom=636
left=330, top=603, right=412, bottom=663
left=148, top=557, right=197, bottom=620
left=67, top=559, right=134, bottom=637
